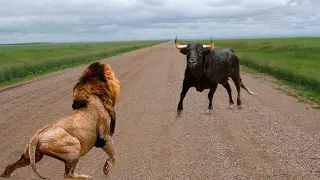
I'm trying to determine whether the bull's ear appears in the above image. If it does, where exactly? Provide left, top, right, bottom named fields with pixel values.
left=180, top=48, right=187, bottom=55
left=203, top=48, right=211, bottom=55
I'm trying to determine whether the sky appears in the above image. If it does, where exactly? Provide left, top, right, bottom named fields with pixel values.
left=0, top=0, right=319, bottom=43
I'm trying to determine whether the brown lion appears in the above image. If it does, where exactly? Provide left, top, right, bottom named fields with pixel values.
left=1, top=62, right=120, bottom=179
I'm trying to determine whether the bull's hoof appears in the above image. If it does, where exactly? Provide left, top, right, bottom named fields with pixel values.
left=206, top=109, right=212, bottom=114
left=228, top=104, right=234, bottom=109
left=177, top=109, right=183, bottom=115
left=237, top=105, right=242, bottom=109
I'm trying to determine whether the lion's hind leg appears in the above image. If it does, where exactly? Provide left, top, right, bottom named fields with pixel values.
left=1, top=146, right=43, bottom=178
left=39, top=128, right=91, bottom=179
left=102, top=135, right=115, bottom=175
left=64, top=160, right=91, bottom=179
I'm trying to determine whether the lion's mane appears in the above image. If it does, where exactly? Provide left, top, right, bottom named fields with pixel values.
left=72, top=62, right=120, bottom=111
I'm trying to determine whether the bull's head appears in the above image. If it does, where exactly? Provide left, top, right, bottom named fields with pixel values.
left=174, top=36, right=214, bottom=69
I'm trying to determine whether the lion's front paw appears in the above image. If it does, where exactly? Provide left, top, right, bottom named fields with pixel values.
left=103, top=160, right=114, bottom=175
left=103, top=166, right=109, bottom=175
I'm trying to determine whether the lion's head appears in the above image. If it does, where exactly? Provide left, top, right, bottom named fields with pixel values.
left=72, top=62, right=120, bottom=111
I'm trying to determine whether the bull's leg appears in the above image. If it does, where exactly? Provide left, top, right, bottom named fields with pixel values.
left=231, top=76, right=242, bottom=109
left=207, top=83, right=218, bottom=114
left=177, top=82, right=190, bottom=115
left=222, top=81, right=235, bottom=109
left=101, top=135, right=115, bottom=175
left=1, top=147, right=43, bottom=178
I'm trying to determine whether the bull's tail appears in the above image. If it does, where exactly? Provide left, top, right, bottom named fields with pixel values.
left=29, top=137, right=46, bottom=179
left=240, top=78, right=257, bottom=95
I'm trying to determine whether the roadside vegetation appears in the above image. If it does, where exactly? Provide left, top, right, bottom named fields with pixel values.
left=0, top=40, right=165, bottom=87
left=183, top=37, right=320, bottom=107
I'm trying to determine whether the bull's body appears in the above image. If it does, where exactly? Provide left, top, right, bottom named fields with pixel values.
left=184, top=48, right=236, bottom=92
left=175, top=38, right=255, bottom=114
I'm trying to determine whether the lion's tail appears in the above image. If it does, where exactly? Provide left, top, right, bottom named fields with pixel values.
left=29, top=136, right=46, bottom=179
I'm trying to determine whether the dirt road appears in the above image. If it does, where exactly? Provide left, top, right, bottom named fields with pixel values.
left=1, top=42, right=319, bottom=180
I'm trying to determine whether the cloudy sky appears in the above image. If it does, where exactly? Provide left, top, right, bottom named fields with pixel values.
left=1, top=0, right=319, bottom=43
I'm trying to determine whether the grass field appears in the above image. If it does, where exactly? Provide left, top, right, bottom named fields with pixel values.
left=0, top=40, right=165, bottom=87
left=182, top=37, right=320, bottom=106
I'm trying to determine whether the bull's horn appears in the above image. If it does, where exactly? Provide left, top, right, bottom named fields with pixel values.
left=174, top=35, right=187, bottom=49
left=203, top=35, right=214, bottom=49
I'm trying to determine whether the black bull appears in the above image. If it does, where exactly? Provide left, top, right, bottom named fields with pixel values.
left=174, top=37, right=256, bottom=115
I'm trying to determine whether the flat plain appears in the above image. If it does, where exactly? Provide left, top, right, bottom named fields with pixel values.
left=0, top=41, right=319, bottom=179
left=0, top=40, right=165, bottom=86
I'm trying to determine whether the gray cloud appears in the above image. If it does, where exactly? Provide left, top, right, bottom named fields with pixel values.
left=0, top=0, right=319, bottom=43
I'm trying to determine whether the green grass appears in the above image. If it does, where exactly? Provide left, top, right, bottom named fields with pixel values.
left=180, top=37, right=320, bottom=106
left=0, top=40, right=166, bottom=87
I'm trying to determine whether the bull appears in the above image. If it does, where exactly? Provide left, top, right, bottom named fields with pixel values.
left=174, top=36, right=256, bottom=115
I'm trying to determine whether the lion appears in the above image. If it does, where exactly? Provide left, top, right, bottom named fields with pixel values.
left=1, top=62, right=120, bottom=179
